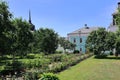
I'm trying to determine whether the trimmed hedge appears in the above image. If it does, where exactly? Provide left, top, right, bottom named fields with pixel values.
left=39, top=73, right=59, bottom=80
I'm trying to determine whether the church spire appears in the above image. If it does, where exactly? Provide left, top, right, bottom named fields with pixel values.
left=28, top=10, right=35, bottom=31
left=29, top=10, right=31, bottom=23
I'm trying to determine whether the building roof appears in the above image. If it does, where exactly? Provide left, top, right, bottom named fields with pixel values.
left=68, top=26, right=99, bottom=35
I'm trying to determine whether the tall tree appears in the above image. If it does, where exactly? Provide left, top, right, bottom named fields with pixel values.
left=86, top=28, right=115, bottom=56
left=35, top=28, right=58, bottom=54
left=115, top=8, right=120, bottom=56
left=0, top=1, right=14, bottom=56
left=12, top=18, right=33, bottom=56
left=106, top=32, right=116, bottom=52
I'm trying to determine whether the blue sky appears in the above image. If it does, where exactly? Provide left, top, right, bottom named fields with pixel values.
left=7, top=0, right=119, bottom=37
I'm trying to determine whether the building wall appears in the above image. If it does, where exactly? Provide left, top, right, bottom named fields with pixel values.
left=68, top=35, right=87, bottom=53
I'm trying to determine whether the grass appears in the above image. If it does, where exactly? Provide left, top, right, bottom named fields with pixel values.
left=57, top=56, right=120, bottom=80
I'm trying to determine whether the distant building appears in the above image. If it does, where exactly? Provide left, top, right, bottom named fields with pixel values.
left=67, top=24, right=99, bottom=53
left=108, top=2, right=120, bottom=32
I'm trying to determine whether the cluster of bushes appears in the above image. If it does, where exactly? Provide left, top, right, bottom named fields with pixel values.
left=40, top=73, right=59, bottom=80
left=0, top=53, right=93, bottom=79
left=48, top=53, right=93, bottom=73
left=20, top=53, right=93, bottom=79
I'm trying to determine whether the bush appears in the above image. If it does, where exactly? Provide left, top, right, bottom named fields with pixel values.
left=47, top=54, right=63, bottom=62
left=24, top=72, right=39, bottom=80
left=94, top=54, right=107, bottom=59
left=73, top=50, right=79, bottom=54
left=48, top=62, right=67, bottom=73
left=23, top=58, right=50, bottom=69
left=39, top=73, right=59, bottom=80
left=0, top=60, right=25, bottom=76
left=110, top=52, right=113, bottom=55
left=55, top=51, right=63, bottom=54
left=26, top=54, right=35, bottom=59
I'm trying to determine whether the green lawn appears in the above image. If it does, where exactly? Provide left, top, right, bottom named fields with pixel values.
left=58, top=56, right=120, bottom=80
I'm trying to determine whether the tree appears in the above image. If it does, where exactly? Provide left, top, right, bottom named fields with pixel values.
left=115, top=37, right=120, bottom=57
left=86, top=30, right=97, bottom=53
left=69, top=42, right=76, bottom=51
left=106, top=32, right=116, bottom=52
left=58, top=37, right=76, bottom=53
left=114, top=8, right=120, bottom=56
left=29, top=30, right=40, bottom=53
left=86, top=28, right=115, bottom=57
left=12, top=18, right=33, bottom=56
left=35, top=28, right=58, bottom=54
left=0, top=1, right=15, bottom=56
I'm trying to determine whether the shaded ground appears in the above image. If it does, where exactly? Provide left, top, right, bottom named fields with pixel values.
left=58, top=56, right=120, bottom=80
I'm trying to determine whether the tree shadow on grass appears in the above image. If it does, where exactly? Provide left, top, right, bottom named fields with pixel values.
left=105, top=56, right=120, bottom=60
left=94, top=55, right=120, bottom=60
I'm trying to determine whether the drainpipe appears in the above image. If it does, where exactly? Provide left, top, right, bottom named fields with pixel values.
left=79, top=30, right=81, bottom=54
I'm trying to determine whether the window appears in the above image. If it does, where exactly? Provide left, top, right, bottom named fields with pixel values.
left=74, top=38, right=76, bottom=43
left=80, top=48, right=82, bottom=51
left=80, top=38, right=82, bottom=43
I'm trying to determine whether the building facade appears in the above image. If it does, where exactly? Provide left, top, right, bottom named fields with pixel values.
left=67, top=24, right=99, bottom=53
left=108, top=2, right=120, bottom=32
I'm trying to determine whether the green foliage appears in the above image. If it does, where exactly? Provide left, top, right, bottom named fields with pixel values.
left=26, top=54, right=35, bottom=59
left=106, top=32, right=116, bottom=51
left=86, top=28, right=116, bottom=57
left=115, top=8, right=120, bottom=27
left=73, top=50, right=79, bottom=54
left=94, top=54, right=107, bottom=59
left=24, top=72, right=39, bottom=80
left=115, top=37, right=120, bottom=56
left=39, top=73, right=59, bottom=80
left=0, top=53, right=93, bottom=77
left=22, top=58, right=50, bottom=69
left=110, top=51, right=113, bottom=55
left=47, top=54, right=63, bottom=62
left=114, top=8, right=120, bottom=57
left=33, top=28, right=58, bottom=54
left=12, top=18, right=33, bottom=56
left=47, top=54, right=92, bottom=73
left=0, top=0, right=14, bottom=55
left=58, top=37, right=76, bottom=53
left=55, top=51, right=63, bottom=54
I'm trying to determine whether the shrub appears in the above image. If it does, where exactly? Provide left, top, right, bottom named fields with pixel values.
left=47, top=54, right=63, bottom=62
left=73, top=50, right=79, bottom=54
left=110, top=51, right=113, bottom=55
left=23, top=58, right=50, bottom=69
left=39, top=73, right=59, bottom=80
left=55, top=51, right=63, bottom=54
left=24, top=72, right=39, bottom=80
left=26, top=54, right=35, bottom=59
left=48, top=62, right=67, bottom=73
left=94, top=54, right=107, bottom=59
